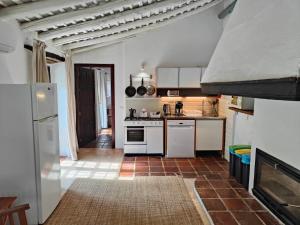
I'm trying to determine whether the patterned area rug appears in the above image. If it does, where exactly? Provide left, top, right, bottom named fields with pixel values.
left=45, top=177, right=204, bottom=225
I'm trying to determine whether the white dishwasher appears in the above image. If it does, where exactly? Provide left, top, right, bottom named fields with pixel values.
left=166, top=120, right=195, bottom=158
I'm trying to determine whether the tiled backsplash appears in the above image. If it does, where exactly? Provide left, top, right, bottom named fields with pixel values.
left=125, top=97, right=217, bottom=116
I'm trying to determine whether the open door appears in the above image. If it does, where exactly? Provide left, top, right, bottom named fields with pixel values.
left=75, top=67, right=96, bottom=147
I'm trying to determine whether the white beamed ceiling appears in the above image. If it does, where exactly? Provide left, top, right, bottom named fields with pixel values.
left=0, top=0, right=223, bottom=52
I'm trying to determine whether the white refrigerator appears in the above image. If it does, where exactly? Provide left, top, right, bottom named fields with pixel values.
left=0, top=84, right=61, bottom=225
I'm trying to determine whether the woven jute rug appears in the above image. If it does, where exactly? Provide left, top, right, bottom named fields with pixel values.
left=45, top=177, right=204, bottom=225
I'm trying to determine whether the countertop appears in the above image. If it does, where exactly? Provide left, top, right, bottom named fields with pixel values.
left=162, top=115, right=226, bottom=120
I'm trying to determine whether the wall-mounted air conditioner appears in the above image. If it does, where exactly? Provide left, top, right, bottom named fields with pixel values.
left=0, top=21, right=17, bottom=53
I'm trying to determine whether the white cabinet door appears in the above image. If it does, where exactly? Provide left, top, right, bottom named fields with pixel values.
left=196, top=120, right=223, bottom=151
left=147, top=127, right=164, bottom=154
left=157, top=68, right=179, bottom=88
left=179, top=67, right=201, bottom=88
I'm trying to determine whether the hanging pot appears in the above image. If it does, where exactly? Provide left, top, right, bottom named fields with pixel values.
left=125, top=75, right=136, bottom=97
left=137, top=78, right=147, bottom=96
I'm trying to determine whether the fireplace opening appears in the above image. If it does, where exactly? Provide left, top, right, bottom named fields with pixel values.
left=253, top=149, right=300, bottom=225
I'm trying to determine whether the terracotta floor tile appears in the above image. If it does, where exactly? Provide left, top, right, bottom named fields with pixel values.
left=197, top=171, right=213, bottom=176
left=232, top=212, right=265, bottom=225
left=215, top=189, right=239, bottom=198
left=148, top=156, right=162, bottom=161
left=234, top=188, right=253, bottom=198
left=150, top=172, right=165, bottom=176
left=207, top=165, right=224, bottom=172
left=177, top=161, right=191, bottom=166
left=135, top=172, right=149, bottom=176
left=135, top=166, right=149, bottom=172
left=163, top=161, right=177, bottom=167
left=256, top=212, right=281, bottom=225
left=179, top=166, right=195, bottom=172
left=194, top=166, right=210, bottom=172
left=244, top=199, right=265, bottom=211
left=228, top=180, right=244, bottom=188
left=165, top=172, right=177, bottom=176
left=195, top=180, right=212, bottom=188
left=123, top=156, right=135, bottom=161
left=210, top=180, right=231, bottom=188
left=209, top=212, right=239, bottom=225
left=205, top=174, right=223, bottom=180
left=202, top=198, right=226, bottom=211
left=197, top=189, right=218, bottom=198
left=120, top=168, right=134, bottom=173
left=150, top=166, right=164, bottom=172
left=164, top=166, right=179, bottom=172
left=135, top=162, right=149, bottom=167
left=119, top=172, right=134, bottom=177
left=222, top=199, right=249, bottom=211
left=218, top=171, right=232, bottom=180
left=135, top=156, right=149, bottom=161
left=149, top=161, right=163, bottom=167
left=195, top=175, right=206, bottom=180
left=181, top=172, right=198, bottom=178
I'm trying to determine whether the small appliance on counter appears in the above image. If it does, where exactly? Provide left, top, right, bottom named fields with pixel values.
left=129, top=108, right=136, bottom=119
left=149, top=111, right=161, bottom=118
left=175, top=101, right=183, bottom=116
left=167, top=90, right=179, bottom=97
left=139, top=108, right=148, bottom=118
left=163, top=104, right=171, bottom=115
left=230, top=96, right=254, bottom=110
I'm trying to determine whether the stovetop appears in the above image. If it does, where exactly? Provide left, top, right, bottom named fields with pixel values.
left=125, top=117, right=163, bottom=121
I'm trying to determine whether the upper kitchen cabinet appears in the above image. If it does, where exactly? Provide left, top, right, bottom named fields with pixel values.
left=179, top=67, right=202, bottom=88
left=157, top=68, right=179, bottom=88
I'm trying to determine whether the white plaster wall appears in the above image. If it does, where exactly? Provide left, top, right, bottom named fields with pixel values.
left=249, top=99, right=300, bottom=190
left=203, top=0, right=300, bottom=83
left=218, top=95, right=253, bottom=160
left=0, top=20, right=32, bottom=84
left=73, top=7, right=223, bottom=148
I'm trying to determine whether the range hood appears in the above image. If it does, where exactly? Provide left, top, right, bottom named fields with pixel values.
left=201, top=0, right=300, bottom=100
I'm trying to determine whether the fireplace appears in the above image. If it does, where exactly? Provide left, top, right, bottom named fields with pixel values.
left=253, top=149, right=300, bottom=225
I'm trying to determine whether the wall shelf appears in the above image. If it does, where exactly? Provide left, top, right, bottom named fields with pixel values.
left=229, top=107, right=254, bottom=116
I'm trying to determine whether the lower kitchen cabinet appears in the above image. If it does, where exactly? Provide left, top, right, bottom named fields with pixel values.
left=196, top=120, right=224, bottom=151
left=146, top=126, right=164, bottom=154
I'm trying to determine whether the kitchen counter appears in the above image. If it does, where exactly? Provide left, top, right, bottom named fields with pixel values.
left=163, top=115, right=226, bottom=120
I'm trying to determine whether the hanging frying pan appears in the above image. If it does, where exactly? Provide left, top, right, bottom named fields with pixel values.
left=125, top=75, right=136, bottom=97
left=137, top=78, right=147, bottom=96
left=146, top=84, right=156, bottom=96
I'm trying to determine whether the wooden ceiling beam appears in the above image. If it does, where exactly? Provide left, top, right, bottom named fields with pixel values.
left=21, top=0, right=148, bottom=31
left=64, top=0, right=222, bottom=50
left=39, top=0, right=185, bottom=41
left=0, top=0, right=97, bottom=20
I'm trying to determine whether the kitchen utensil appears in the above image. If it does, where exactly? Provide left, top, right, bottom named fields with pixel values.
left=149, top=112, right=161, bottom=118
left=129, top=108, right=136, bottom=119
left=137, top=78, right=147, bottom=96
left=163, top=104, right=171, bottom=115
left=125, top=75, right=136, bottom=97
left=146, top=84, right=156, bottom=96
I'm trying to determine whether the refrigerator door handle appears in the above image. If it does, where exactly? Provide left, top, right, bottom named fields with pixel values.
left=34, top=115, right=58, bottom=122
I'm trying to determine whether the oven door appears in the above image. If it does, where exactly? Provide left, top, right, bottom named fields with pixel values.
left=125, top=126, right=146, bottom=145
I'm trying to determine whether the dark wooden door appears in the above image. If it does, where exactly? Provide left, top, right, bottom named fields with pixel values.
left=75, top=67, right=96, bottom=147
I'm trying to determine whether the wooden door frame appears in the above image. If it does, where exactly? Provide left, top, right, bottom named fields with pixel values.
left=74, top=63, right=116, bottom=148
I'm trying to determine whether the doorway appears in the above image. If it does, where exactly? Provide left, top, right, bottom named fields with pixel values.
left=74, top=64, right=115, bottom=149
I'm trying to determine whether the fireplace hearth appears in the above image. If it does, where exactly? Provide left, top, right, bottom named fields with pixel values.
left=253, top=149, right=300, bottom=225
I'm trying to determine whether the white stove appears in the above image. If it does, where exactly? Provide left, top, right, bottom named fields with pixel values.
left=124, top=117, right=164, bottom=155
left=124, top=117, right=163, bottom=127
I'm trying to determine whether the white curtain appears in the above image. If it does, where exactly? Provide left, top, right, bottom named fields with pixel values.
left=32, top=40, right=49, bottom=83
left=95, top=70, right=108, bottom=131
left=65, top=50, right=78, bottom=160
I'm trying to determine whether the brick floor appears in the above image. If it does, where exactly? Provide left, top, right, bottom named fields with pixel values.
left=119, top=154, right=282, bottom=225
